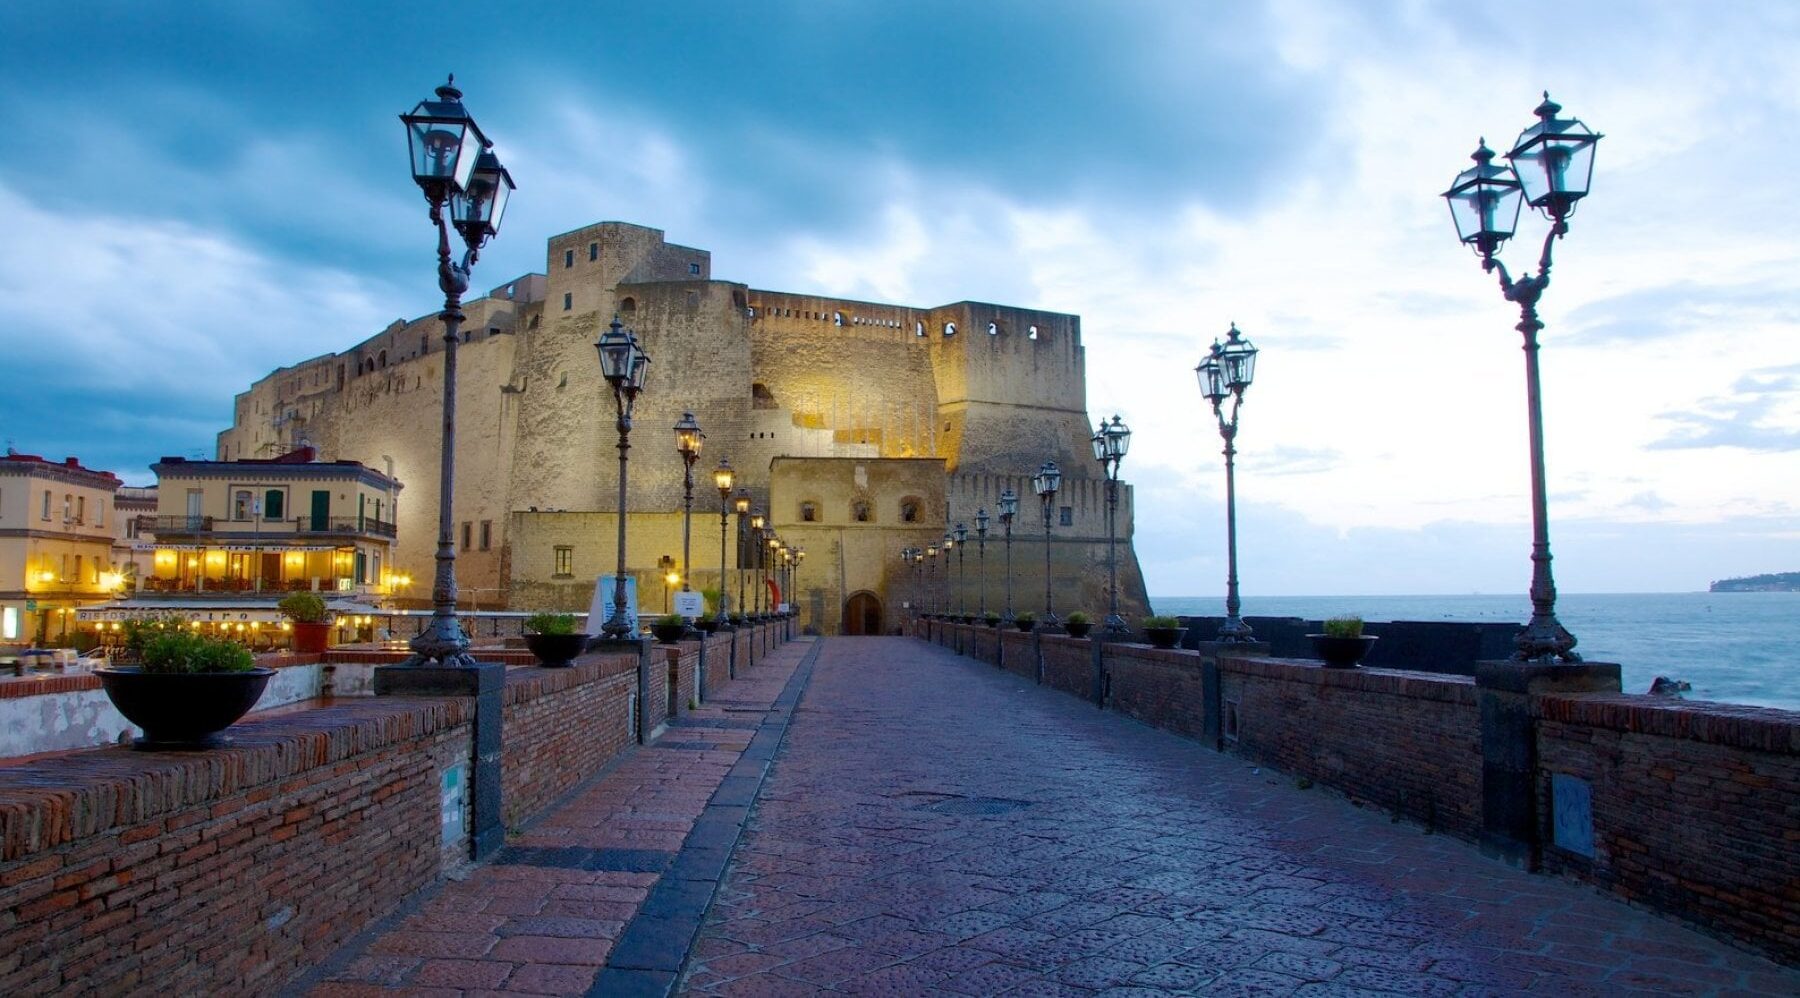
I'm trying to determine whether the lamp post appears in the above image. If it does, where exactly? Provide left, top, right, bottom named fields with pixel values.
left=793, top=547, right=805, bottom=623
left=749, top=510, right=765, bottom=614
left=1092, top=415, right=1132, bottom=634
left=714, top=460, right=735, bottom=626
left=941, top=532, right=957, bottom=617
left=953, top=523, right=968, bottom=618
left=974, top=508, right=989, bottom=618
left=398, top=77, right=515, bottom=668
left=1032, top=462, right=1061, bottom=629
left=595, top=317, right=652, bottom=638
left=657, top=554, right=677, bottom=613
left=766, top=534, right=780, bottom=613
left=1443, top=94, right=1601, bottom=662
left=1197, top=324, right=1258, bottom=642
left=674, top=412, right=703, bottom=632
left=998, top=488, right=1018, bottom=624
left=926, top=544, right=939, bottom=616
left=735, top=491, right=751, bottom=617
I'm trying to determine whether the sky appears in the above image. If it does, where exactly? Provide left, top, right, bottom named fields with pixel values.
left=3, top=1, right=1797, bottom=598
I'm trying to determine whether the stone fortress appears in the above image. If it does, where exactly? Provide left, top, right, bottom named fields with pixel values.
left=216, top=221, right=1148, bottom=634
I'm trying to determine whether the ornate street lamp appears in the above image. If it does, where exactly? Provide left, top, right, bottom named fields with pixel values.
left=942, top=531, right=957, bottom=618
left=597, top=317, right=651, bottom=638
left=926, top=543, right=940, bottom=616
left=793, top=547, right=806, bottom=622
left=1443, top=94, right=1601, bottom=662
left=766, top=534, right=781, bottom=613
left=1197, top=324, right=1257, bottom=642
left=1092, top=414, right=1132, bottom=634
left=734, top=490, right=752, bottom=617
left=997, top=488, right=1018, bottom=624
left=974, top=508, right=990, bottom=618
left=1032, top=462, right=1062, bottom=629
left=657, top=554, right=677, bottom=614
left=953, top=523, right=968, bottom=618
left=901, top=547, right=919, bottom=621
left=398, top=77, right=515, bottom=668
left=748, top=510, right=765, bottom=614
left=674, top=411, right=703, bottom=632
left=713, top=459, right=735, bottom=626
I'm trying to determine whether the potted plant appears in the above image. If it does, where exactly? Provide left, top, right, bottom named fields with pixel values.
left=695, top=615, right=721, bottom=634
left=97, top=630, right=274, bottom=750
left=523, top=612, right=585, bottom=668
left=1142, top=615, right=1183, bottom=649
left=1308, top=615, right=1377, bottom=668
left=1013, top=612, right=1036, bottom=632
left=984, top=612, right=1001, bottom=628
left=278, top=592, right=331, bottom=653
left=1064, top=611, right=1093, bottom=639
left=728, top=612, right=747, bottom=627
left=650, top=613, right=688, bottom=644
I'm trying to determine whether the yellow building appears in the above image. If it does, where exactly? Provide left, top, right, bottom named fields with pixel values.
left=0, top=453, right=126, bottom=646
left=126, top=448, right=404, bottom=605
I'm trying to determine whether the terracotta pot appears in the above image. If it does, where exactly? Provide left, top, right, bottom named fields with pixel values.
left=290, top=621, right=331, bottom=653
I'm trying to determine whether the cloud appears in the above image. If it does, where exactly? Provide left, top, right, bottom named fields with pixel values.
left=1649, top=363, right=1800, bottom=452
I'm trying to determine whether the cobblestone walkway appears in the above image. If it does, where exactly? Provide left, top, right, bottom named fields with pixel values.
left=680, top=637, right=1799, bottom=996
left=304, top=638, right=810, bottom=998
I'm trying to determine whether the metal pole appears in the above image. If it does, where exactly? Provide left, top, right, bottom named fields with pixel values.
left=977, top=533, right=987, bottom=618
left=957, top=543, right=966, bottom=618
left=1041, top=496, right=1058, bottom=628
left=601, top=398, right=633, bottom=638
left=405, top=199, right=474, bottom=667
left=1003, top=519, right=1014, bottom=623
left=1217, top=422, right=1251, bottom=641
left=1104, top=476, right=1125, bottom=633
left=680, top=461, right=695, bottom=594
left=718, top=499, right=730, bottom=623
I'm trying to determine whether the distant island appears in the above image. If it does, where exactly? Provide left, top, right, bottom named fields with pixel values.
left=1710, top=572, right=1800, bottom=593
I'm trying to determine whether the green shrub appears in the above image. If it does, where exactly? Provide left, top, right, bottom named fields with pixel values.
left=140, top=631, right=256, bottom=674
left=1015, top=612, right=1036, bottom=624
left=653, top=612, right=687, bottom=628
left=524, top=612, right=577, bottom=635
left=1323, top=615, right=1364, bottom=638
left=1064, top=611, right=1091, bottom=625
left=1142, top=615, right=1181, bottom=629
left=277, top=592, right=328, bottom=623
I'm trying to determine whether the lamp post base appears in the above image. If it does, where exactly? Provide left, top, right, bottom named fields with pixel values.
left=1216, top=615, right=1256, bottom=643
left=1102, top=613, right=1130, bottom=634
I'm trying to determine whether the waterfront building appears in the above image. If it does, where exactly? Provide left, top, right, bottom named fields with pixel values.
left=0, top=453, right=125, bottom=645
left=216, top=221, right=1147, bottom=633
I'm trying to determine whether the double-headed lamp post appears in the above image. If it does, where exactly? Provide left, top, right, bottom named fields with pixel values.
left=926, top=544, right=940, bottom=615
left=1197, top=325, right=1258, bottom=643
left=674, top=412, right=703, bottom=631
left=399, top=77, right=515, bottom=668
left=974, top=508, right=990, bottom=618
left=953, top=523, right=968, bottom=617
left=1443, top=94, right=1601, bottom=662
left=901, top=547, right=919, bottom=619
left=597, top=318, right=652, bottom=638
left=1092, top=415, right=1132, bottom=634
left=998, top=488, right=1018, bottom=624
left=766, top=534, right=781, bottom=612
left=713, top=460, right=734, bottom=626
left=1032, top=462, right=1062, bottom=629
left=734, top=492, right=752, bottom=615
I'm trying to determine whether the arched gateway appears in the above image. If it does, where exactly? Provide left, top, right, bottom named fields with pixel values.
left=841, top=592, right=883, bottom=635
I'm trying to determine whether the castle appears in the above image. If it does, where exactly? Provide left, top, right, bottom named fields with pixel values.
left=216, top=221, right=1147, bottom=634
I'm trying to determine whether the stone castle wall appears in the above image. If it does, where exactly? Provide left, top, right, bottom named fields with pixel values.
left=215, top=221, right=1148, bottom=627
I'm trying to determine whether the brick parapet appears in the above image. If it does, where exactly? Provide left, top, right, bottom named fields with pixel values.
left=1, top=652, right=325, bottom=701
left=500, top=654, right=640, bottom=829
left=1536, top=692, right=1799, bottom=753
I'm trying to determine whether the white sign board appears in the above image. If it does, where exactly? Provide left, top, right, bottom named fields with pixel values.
left=674, top=591, right=706, bottom=619
left=777, top=602, right=791, bottom=614
left=586, top=575, right=639, bottom=636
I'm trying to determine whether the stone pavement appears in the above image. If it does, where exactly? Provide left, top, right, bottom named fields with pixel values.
left=679, top=637, right=1800, bottom=996
left=301, top=637, right=813, bottom=998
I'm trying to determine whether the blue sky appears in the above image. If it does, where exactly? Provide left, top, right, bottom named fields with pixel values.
left=4, top=1, right=1798, bottom=597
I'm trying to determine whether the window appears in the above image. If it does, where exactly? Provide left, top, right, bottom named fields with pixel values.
left=419, top=336, right=427, bottom=355
left=264, top=490, right=284, bottom=520
left=554, top=545, right=573, bottom=577
left=62, top=494, right=72, bottom=522
left=689, top=262, right=701, bottom=275
left=833, top=311, right=844, bottom=326
left=1, top=606, right=16, bottom=640
left=41, top=491, right=50, bottom=520
left=126, top=517, right=139, bottom=539
left=589, top=241, right=598, bottom=261
left=943, top=322, right=956, bottom=337
left=461, top=521, right=472, bottom=551
left=564, top=248, right=574, bottom=268
left=899, top=498, right=920, bottom=523
left=851, top=500, right=872, bottom=523
left=479, top=520, right=492, bottom=551
left=915, top=321, right=925, bottom=337
left=1060, top=506, right=1074, bottom=526
left=620, top=296, right=636, bottom=314
left=234, top=491, right=253, bottom=520
left=799, top=501, right=818, bottom=523
left=988, top=322, right=999, bottom=335
left=563, top=292, right=572, bottom=311
left=95, top=501, right=103, bottom=528
left=75, top=496, right=85, bottom=524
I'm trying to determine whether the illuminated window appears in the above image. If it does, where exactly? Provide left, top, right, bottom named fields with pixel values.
left=1, top=606, right=16, bottom=640
left=553, top=545, right=573, bottom=577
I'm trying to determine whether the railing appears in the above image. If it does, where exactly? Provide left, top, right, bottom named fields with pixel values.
left=136, top=515, right=397, bottom=539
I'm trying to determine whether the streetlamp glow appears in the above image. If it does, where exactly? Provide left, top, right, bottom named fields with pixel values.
left=713, top=459, right=734, bottom=626
left=1197, top=325, right=1258, bottom=643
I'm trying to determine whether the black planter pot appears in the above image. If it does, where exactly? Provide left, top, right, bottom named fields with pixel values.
left=1308, top=634, right=1378, bottom=669
left=651, top=624, right=687, bottom=644
left=1065, top=621, right=1093, bottom=639
left=695, top=617, right=722, bottom=634
left=1144, top=627, right=1182, bottom=650
left=97, top=667, right=276, bottom=750
left=526, top=633, right=587, bottom=668
left=1013, top=620, right=1035, bottom=632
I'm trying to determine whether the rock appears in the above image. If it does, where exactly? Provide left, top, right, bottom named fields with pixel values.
left=1648, top=676, right=1691, bottom=697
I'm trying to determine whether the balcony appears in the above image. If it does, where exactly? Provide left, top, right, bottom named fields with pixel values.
left=138, top=515, right=397, bottom=540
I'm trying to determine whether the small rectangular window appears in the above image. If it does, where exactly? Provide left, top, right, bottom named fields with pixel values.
left=563, top=292, right=572, bottom=311
left=479, top=520, right=492, bottom=551
left=76, top=496, right=85, bottom=524
left=564, top=248, right=574, bottom=268
left=589, top=242, right=598, bottom=261
left=265, top=490, right=285, bottom=520
left=41, top=490, right=51, bottom=520
left=554, top=545, right=573, bottom=577
left=689, top=262, right=701, bottom=275
left=1059, top=506, right=1073, bottom=527
left=461, top=521, right=472, bottom=551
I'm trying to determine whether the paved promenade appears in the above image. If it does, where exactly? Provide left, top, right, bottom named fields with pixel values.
left=680, top=638, right=1797, bottom=996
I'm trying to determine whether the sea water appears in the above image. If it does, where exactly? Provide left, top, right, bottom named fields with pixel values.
left=1150, top=592, right=1800, bottom=712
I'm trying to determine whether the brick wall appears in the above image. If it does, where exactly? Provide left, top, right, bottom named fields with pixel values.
left=1220, top=657, right=1482, bottom=840
left=1104, top=644, right=1209, bottom=743
left=1039, top=635, right=1093, bottom=700
left=1535, top=695, right=1800, bottom=963
left=999, top=629, right=1036, bottom=681
left=702, top=633, right=731, bottom=695
left=0, top=698, right=472, bottom=995
left=500, top=652, right=639, bottom=830
left=667, top=644, right=698, bottom=714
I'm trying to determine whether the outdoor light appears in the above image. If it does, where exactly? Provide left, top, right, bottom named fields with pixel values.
left=926, top=543, right=940, bottom=616
left=997, top=487, right=1018, bottom=624
left=953, top=522, right=968, bottom=617
left=1442, top=93, right=1602, bottom=662
left=597, top=316, right=652, bottom=639
left=1094, top=414, right=1132, bottom=633
left=1033, top=461, right=1061, bottom=628
left=396, top=75, right=513, bottom=668
left=974, top=507, right=990, bottom=618
left=733, top=489, right=751, bottom=619
left=1197, top=324, right=1258, bottom=643
left=714, top=459, right=735, bottom=625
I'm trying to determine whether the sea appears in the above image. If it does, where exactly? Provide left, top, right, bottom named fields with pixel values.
left=1150, top=592, right=1800, bottom=712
